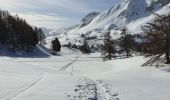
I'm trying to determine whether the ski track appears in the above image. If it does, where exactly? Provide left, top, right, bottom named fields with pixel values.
left=1, top=54, right=117, bottom=100
left=59, top=56, right=79, bottom=71
left=0, top=55, right=79, bottom=100
left=0, top=73, right=44, bottom=100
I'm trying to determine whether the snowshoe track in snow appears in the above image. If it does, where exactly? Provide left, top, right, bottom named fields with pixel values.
left=67, top=77, right=119, bottom=100
left=96, top=80, right=119, bottom=100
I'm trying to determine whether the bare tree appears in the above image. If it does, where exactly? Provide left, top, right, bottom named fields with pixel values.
left=101, top=31, right=115, bottom=61
left=79, top=39, right=91, bottom=54
left=119, top=28, right=133, bottom=58
left=142, top=13, right=170, bottom=64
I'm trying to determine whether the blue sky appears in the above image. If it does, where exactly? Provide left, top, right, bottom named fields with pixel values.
left=0, top=0, right=122, bottom=29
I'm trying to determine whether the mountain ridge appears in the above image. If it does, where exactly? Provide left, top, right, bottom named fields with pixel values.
left=44, top=0, right=170, bottom=46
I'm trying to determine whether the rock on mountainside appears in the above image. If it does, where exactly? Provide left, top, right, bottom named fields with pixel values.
left=80, top=12, right=99, bottom=28
left=45, top=0, right=170, bottom=46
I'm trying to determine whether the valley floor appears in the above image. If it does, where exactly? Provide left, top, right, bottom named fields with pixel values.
left=0, top=47, right=170, bottom=100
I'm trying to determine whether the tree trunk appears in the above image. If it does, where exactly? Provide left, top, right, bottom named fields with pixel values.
left=165, top=31, right=170, bottom=64
left=108, top=53, right=112, bottom=60
left=165, top=52, right=170, bottom=64
left=126, top=48, right=129, bottom=58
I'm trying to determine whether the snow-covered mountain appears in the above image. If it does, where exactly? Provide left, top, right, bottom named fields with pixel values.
left=41, top=27, right=61, bottom=37
left=45, top=0, right=170, bottom=46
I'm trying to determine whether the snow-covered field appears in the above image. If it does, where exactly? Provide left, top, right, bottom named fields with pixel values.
left=0, top=47, right=170, bottom=100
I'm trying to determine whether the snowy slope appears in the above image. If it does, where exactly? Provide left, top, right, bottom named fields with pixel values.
left=45, top=0, right=170, bottom=46
left=127, top=2, right=170, bottom=33
left=71, top=0, right=148, bottom=33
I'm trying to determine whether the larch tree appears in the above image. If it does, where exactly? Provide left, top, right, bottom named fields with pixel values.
left=119, top=28, right=133, bottom=58
left=79, top=39, right=91, bottom=54
left=142, top=13, right=170, bottom=64
left=101, top=31, right=115, bottom=61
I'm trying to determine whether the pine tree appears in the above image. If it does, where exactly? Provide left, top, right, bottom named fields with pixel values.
left=52, top=37, right=61, bottom=53
left=0, top=9, right=41, bottom=52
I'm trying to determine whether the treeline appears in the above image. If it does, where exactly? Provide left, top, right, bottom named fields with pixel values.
left=101, top=13, right=170, bottom=65
left=62, top=40, right=91, bottom=54
left=62, top=13, right=170, bottom=66
left=62, top=28, right=137, bottom=59
left=0, top=9, right=45, bottom=52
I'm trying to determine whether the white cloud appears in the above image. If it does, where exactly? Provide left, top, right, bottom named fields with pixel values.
left=0, top=0, right=38, bottom=11
left=38, top=0, right=94, bottom=13
left=15, top=12, right=77, bottom=29
left=0, top=0, right=94, bottom=29
left=0, top=0, right=119, bottom=29
left=0, top=0, right=94, bottom=14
